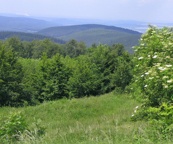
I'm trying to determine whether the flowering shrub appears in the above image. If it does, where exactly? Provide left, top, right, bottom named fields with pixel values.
left=134, top=26, right=173, bottom=107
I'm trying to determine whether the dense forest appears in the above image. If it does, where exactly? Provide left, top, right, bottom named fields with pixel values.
left=0, top=37, right=133, bottom=106
left=0, top=31, right=65, bottom=44
left=37, top=24, right=141, bottom=50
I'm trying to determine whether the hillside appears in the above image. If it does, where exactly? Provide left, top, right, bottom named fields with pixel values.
left=1, top=93, right=171, bottom=143
left=38, top=24, right=141, bottom=51
left=0, top=93, right=141, bottom=143
left=0, top=16, right=55, bottom=32
left=0, top=31, right=65, bottom=44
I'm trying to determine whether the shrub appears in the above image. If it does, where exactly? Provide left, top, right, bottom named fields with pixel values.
left=133, top=26, right=173, bottom=107
left=133, top=26, right=173, bottom=139
left=0, top=112, right=46, bottom=143
left=0, top=112, right=27, bottom=142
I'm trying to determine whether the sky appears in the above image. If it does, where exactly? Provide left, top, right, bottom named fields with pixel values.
left=0, top=0, right=173, bottom=23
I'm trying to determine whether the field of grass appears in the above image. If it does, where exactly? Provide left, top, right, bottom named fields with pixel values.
left=0, top=93, right=172, bottom=144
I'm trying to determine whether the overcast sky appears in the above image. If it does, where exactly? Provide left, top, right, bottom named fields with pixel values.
left=0, top=0, right=173, bottom=22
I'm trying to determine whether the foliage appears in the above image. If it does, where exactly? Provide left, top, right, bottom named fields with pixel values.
left=68, top=55, right=99, bottom=98
left=19, top=58, right=41, bottom=105
left=2, top=37, right=87, bottom=59
left=133, top=26, right=173, bottom=140
left=32, top=53, right=71, bottom=102
left=63, top=39, right=87, bottom=58
left=132, top=103, right=173, bottom=140
left=31, top=39, right=64, bottom=58
left=0, top=36, right=133, bottom=105
left=0, top=31, right=65, bottom=44
left=0, top=43, right=24, bottom=106
left=0, top=112, right=46, bottom=143
left=67, top=44, right=133, bottom=98
left=133, top=26, right=173, bottom=107
left=88, top=44, right=133, bottom=94
left=0, top=112, right=28, bottom=142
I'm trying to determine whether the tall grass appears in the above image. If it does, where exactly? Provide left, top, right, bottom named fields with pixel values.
left=1, top=93, right=172, bottom=143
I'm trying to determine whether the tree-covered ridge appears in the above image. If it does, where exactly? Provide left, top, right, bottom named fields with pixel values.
left=0, top=31, right=65, bottom=44
left=37, top=24, right=141, bottom=52
left=38, top=24, right=141, bottom=37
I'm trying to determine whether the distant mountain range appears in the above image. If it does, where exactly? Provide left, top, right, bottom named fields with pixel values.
left=0, top=16, right=55, bottom=32
left=0, top=15, right=172, bottom=52
left=1, top=14, right=173, bottom=32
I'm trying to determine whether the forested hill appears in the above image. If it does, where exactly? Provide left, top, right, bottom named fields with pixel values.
left=0, top=16, right=54, bottom=32
left=0, top=31, right=65, bottom=44
left=38, top=24, right=140, bottom=36
left=37, top=24, right=141, bottom=51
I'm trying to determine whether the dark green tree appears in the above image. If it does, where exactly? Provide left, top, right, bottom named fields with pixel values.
left=32, top=53, right=71, bottom=102
left=68, top=55, right=99, bottom=98
left=0, top=44, right=24, bottom=106
left=64, top=39, right=86, bottom=57
left=88, top=44, right=133, bottom=94
left=4, top=37, right=24, bottom=57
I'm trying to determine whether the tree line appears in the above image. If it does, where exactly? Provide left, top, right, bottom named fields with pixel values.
left=0, top=37, right=133, bottom=106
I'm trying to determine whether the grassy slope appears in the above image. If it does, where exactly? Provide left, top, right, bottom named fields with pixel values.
left=0, top=93, right=171, bottom=144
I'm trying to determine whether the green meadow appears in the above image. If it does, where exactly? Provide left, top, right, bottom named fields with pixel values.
left=1, top=93, right=172, bottom=144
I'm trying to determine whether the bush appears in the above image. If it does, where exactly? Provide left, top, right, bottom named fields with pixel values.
left=132, top=26, right=173, bottom=139
left=0, top=112, right=28, bottom=142
left=0, top=112, right=46, bottom=143
left=133, top=26, right=173, bottom=107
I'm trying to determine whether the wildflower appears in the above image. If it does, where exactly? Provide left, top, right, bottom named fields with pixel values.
left=145, top=72, right=149, bottom=75
left=149, top=77, right=154, bottom=80
left=141, top=75, right=144, bottom=77
left=155, top=63, right=161, bottom=66
left=158, top=67, right=166, bottom=71
left=135, top=106, right=139, bottom=109
left=166, top=64, right=172, bottom=68
left=131, top=114, right=134, bottom=117
left=138, top=57, right=143, bottom=60
left=163, top=76, right=169, bottom=79
left=167, top=79, right=173, bottom=83
left=153, top=55, right=157, bottom=58
left=168, top=42, right=172, bottom=45
left=144, top=85, right=148, bottom=88
left=164, top=85, right=168, bottom=88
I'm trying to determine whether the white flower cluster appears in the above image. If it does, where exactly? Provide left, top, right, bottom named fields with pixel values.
left=131, top=106, right=139, bottom=117
left=138, top=57, right=143, bottom=60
